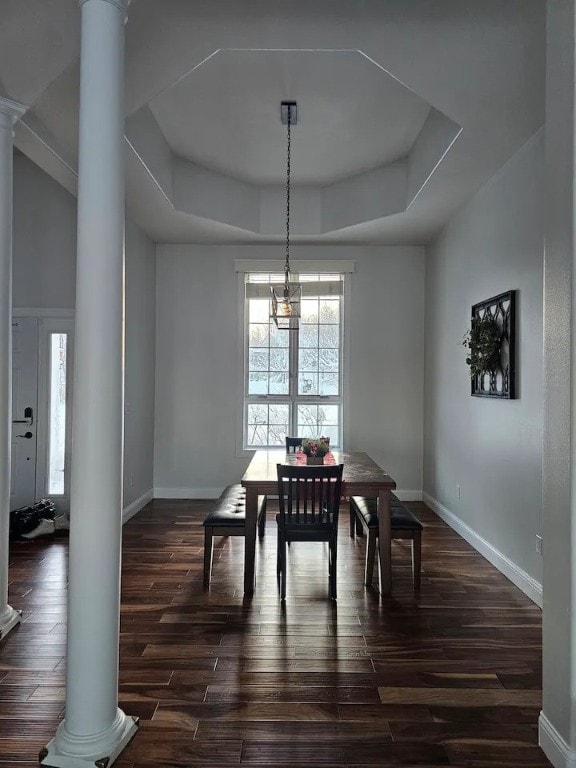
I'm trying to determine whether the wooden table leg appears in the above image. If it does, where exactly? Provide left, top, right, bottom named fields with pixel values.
left=244, top=486, right=258, bottom=596
left=377, top=488, right=392, bottom=595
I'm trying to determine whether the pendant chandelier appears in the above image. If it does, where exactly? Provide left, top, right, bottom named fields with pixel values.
left=270, top=101, right=301, bottom=331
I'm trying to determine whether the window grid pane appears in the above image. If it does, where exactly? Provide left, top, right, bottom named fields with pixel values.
left=248, top=297, right=289, bottom=396
left=298, top=295, right=341, bottom=397
left=297, top=404, right=339, bottom=445
left=246, top=403, right=289, bottom=447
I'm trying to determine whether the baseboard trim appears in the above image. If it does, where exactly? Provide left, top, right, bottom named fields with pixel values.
left=122, top=489, right=153, bottom=524
left=539, top=712, right=576, bottom=768
left=154, top=487, right=221, bottom=500
left=422, top=492, right=542, bottom=607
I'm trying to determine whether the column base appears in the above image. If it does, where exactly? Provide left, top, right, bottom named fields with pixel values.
left=40, top=709, right=139, bottom=768
left=0, top=605, right=22, bottom=640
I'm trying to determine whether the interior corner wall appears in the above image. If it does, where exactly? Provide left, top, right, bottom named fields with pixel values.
left=12, top=151, right=156, bottom=515
left=124, top=218, right=156, bottom=511
left=153, top=245, right=424, bottom=498
left=423, top=130, right=544, bottom=599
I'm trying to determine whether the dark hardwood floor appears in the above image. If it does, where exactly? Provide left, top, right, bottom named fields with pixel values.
left=0, top=499, right=550, bottom=767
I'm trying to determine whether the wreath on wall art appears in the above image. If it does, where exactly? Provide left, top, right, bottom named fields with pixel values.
left=462, top=290, right=516, bottom=399
left=462, top=314, right=502, bottom=377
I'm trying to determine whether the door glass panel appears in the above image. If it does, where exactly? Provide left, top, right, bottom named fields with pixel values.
left=48, top=333, right=67, bottom=495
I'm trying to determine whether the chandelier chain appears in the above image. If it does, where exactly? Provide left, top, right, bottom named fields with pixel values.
left=285, top=105, right=291, bottom=280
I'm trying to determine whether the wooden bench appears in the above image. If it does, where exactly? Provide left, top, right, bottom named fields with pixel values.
left=203, top=484, right=267, bottom=588
left=349, top=495, right=422, bottom=589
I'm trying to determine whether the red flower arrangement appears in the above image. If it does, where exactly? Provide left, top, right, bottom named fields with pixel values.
left=301, top=437, right=330, bottom=457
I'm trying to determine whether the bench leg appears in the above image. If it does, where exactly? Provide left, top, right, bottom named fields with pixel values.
left=258, top=495, right=267, bottom=539
left=412, top=530, right=422, bottom=590
left=365, top=529, right=376, bottom=587
left=244, top=488, right=258, bottom=596
left=278, top=535, right=287, bottom=600
left=349, top=503, right=364, bottom=538
left=203, top=527, right=214, bottom=589
left=329, top=537, right=337, bottom=600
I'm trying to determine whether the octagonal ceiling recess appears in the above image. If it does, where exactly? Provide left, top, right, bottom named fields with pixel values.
left=125, top=49, right=461, bottom=236
left=3, top=0, right=544, bottom=244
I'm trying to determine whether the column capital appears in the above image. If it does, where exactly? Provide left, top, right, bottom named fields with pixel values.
left=79, top=0, right=129, bottom=13
left=0, top=97, right=27, bottom=129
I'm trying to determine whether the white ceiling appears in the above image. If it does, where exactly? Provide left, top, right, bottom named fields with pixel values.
left=150, top=50, right=431, bottom=186
left=1, top=0, right=545, bottom=245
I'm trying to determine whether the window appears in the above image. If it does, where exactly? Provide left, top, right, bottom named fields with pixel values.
left=35, top=316, right=74, bottom=507
left=243, top=272, right=344, bottom=449
left=47, top=333, right=68, bottom=495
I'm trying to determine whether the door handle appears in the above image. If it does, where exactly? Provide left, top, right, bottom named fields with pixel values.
left=12, top=406, right=33, bottom=426
left=16, top=431, right=33, bottom=439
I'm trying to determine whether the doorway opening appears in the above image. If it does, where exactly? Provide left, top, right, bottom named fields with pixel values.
left=11, top=314, right=74, bottom=513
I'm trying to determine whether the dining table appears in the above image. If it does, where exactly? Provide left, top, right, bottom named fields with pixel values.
left=241, top=449, right=396, bottom=596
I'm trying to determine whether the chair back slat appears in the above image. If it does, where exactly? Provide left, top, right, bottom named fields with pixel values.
left=277, top=464, right=343, bottom=532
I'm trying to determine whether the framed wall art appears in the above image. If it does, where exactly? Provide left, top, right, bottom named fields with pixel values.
left=464, top=290, right=516, bottom=399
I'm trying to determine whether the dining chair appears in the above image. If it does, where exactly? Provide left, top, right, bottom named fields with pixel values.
left=276, top=463, right=344, bottom=600
left=285, top=436, right=303, bottom=453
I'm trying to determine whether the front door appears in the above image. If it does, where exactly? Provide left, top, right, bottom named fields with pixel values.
left=11, top=317, right=38, bottom=510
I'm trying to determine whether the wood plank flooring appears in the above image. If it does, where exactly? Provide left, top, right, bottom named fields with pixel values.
left=0, top=499, right=550, bottom=767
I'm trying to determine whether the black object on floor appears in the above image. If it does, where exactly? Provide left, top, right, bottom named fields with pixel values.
left=10, top=498, right=56, bottom=539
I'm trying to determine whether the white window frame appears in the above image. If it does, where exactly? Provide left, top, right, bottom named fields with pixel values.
left=35, top=317, right=75, bottom=509
left=235, top=260, right=353, bottom=456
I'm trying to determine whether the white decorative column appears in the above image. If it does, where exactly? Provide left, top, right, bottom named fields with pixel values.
left=539, top=2, right=576, bottom=768
left=41, top=0, right=138, bottom=766
left=0, top=97, right=26, bottom=642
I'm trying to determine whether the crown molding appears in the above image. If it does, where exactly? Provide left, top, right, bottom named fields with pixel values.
left=0, top=97, right=27, bottom=125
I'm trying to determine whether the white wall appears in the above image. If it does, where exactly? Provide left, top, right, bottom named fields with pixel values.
left=13, top=152, right=76, bottom=308
left=154, top=244, right=424, bottom=498
left=347, top=247, right=424, bottom=497
left=123, top=219, right=156, bottom=512
left=423, top=130, right=544, bottom=600
left=12, top=152, right=156, bottom=515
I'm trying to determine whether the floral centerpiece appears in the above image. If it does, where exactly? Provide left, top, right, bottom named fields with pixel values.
left=301, top=437, right=330, bottom=464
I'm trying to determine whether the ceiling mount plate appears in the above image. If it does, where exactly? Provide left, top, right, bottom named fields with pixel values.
left=281, top=101, right=297, bottom=125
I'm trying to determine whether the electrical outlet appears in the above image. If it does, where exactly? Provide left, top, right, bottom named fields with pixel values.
left=536, top=534, right=542, bottom=556
left=456, top=485, right=461, bottom=500
left=129, top=472, right=134, bottom=487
